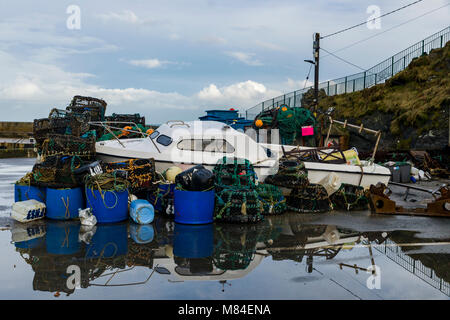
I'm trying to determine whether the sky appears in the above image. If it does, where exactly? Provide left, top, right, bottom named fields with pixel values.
left=0, top=0, right=448, bottom=124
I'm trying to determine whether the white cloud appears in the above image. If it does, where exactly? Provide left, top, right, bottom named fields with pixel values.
left=285, top=78, right=314, bottom=90
left=253, top=40, right=286, bottom=52
left=128, top=59, right=166, bottom=69
left=97, top=10, right=154, bottom=25
left=225, top=51, right=263, bottom=66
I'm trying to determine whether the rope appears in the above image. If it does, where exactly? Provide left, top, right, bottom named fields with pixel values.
left=61, top=196, right=71, bottom=219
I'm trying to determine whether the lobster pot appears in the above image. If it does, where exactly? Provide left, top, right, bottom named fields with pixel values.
left=213, top=157, right=257, bottom=191
left=256, top=183, right=286, bottom=215
left=45, top=221, right=81, bottom=255
left=46, top=187, right=84, bottom=220
left=11, top=200, right=46, bottom=223
left=173, top=223, right=214, bottom=258
left=85, top=222, right=128, bottom=259
left=286, top=184, right=332, bottom=213
left=14, top=184, right=46, bottom=203
left=214, top=188, right=264, bottom=223
left=330, top=183, right=369, bottom=211
left=129, top=223, right=155, bottom=244
left=102, top=159, right=157, bottom=194
left=86, top=188, right=129, bottom=223
left=130, top=199, right=154, bottom=224
left=264, top=160, right=309, bottom=189
left=174, top=189, right=215, bottom=224
left=148, top=183, right=175, bottom=213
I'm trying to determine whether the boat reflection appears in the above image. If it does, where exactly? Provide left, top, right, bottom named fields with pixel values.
left=9, top=214, right=450, bottom=297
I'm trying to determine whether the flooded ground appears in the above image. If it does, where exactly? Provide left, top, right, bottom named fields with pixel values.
left=1, top=158, right=449, bottom=300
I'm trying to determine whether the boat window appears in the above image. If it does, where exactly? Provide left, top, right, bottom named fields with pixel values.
left=156, top=134, right=172, bottom=146
left=149, top=130, right=159, bottom=139
left=177, top=139, right=234, bottom=153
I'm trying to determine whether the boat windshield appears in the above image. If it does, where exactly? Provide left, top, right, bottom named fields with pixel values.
left=149, top=130, right=159, bottom=139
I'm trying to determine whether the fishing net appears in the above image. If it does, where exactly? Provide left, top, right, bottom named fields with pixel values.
left=212, top=224, right=259, bottom=270
left=214, top=188, right=263, bottom=223
left=102, top=159, right=157, bottom=193
left=127, top=240, right=155, bottom=267
left=254, top=105, right=317, bottom=145
left=32, top=155, right=86, bottom=188
left=213, top=157, right=257, bottom=192
left=329, top=183, right=369, bottom=211
left=264, top=160, right=309, bottom=189
left=255, top=183, right=286, bottom=215
left=286, top=184, right=332, bottom=213
left=147, top=183, right=175, bottom=215
left=40, top=134, right=96, bottom=159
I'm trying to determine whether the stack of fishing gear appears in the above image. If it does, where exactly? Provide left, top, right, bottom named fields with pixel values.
left=265, top=160, right=331, bottom=213
left=175, top=165, right=215, bottom=191
left=253, top=104, right=317, bottom=145
left=329, top=183, right=369, bottom=211
left=213, top=157, right=263, bottom=224
left=101, top=158, right=157, bottom=195
left=255, top=183, right=286, bottom=215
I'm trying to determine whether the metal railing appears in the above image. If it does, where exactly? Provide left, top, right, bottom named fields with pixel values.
left=373, top=239, right=450, bottom=297
left=245, top=26, right=450, bottom=120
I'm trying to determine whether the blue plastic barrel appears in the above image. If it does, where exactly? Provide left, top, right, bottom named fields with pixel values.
left=85, top=222, right=128, bottom=259
left=130, top=199, right=154, bottom=224
left=46, top=187, right=84, bottom=220
left=14, top=184, right=46, bottom=203
left=173, top=223, right=214, bottom=258
left=45, top=221, right=81, bottom=255
left=85, top=188, right=129, bottom=223
left=130, top=223, right=155, bottom=244
left=174, top=189, right=214, bottom=224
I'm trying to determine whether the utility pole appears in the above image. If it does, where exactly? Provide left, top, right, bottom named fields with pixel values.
left=313, top=32, right=320, bottom=111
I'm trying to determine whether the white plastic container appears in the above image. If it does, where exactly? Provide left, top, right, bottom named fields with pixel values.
left=317, top=172, right=342, bottom=196
left=11, top=199, right=46, bottom=223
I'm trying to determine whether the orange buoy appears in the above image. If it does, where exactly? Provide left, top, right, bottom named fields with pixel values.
left=146, top=128, right=154, bottom=135
left=281, top=106, right=288, bottom=112
left=255, top=119, right=263, bottom=128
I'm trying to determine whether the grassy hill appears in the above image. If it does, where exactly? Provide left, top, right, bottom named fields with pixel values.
left=317, top=42, right=450, bottom=151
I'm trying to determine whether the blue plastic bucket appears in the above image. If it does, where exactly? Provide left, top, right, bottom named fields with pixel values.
left=85, top=188, right=129, bottom=223
left=45, top=221, right=81, bottom=255
left=14, top=184, right=46, bottom=203
left=174, top=189, right=214, bottom=224
left=46, top=187, right=84, bottom=220
left=85, top=222, right=128, bottom=259
left=130, top=223, right=155, bottom=244
left=148, top=184, right=174, bottom=212
left=130, top=199, right=154, bottom=224
left=173, top=223, right=214, bottom=258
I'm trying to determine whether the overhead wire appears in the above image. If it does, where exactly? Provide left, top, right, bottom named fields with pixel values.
left=321, top=0, right=425, bottom=39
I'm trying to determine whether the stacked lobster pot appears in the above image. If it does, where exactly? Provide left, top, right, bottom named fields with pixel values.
left=213, top=157, right=263, bottom=223
left=265, top=160, right=332, bottom=213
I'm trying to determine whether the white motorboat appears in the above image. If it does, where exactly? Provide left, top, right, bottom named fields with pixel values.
left=94, top=120, right=391, bottom=187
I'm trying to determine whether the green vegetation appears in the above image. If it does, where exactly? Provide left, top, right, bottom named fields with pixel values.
left=317, top=42, right=450, bottom=144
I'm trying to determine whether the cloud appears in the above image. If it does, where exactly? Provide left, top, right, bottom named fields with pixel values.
left=197, top=80, right=281, bottom=107
left=225, top=51, right=263, bottom=66
left=285, top=78, right=314, bottom=90
left=253, top=40, right=286, bottom=52
left=96, top=10, right=154, bottom=25
left=128, top=59, right=167, bottom=69
left=198, top=36, right=227, bottom=46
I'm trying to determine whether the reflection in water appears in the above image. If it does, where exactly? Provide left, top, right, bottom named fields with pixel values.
left=9, top=215, right=450, bottom=298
